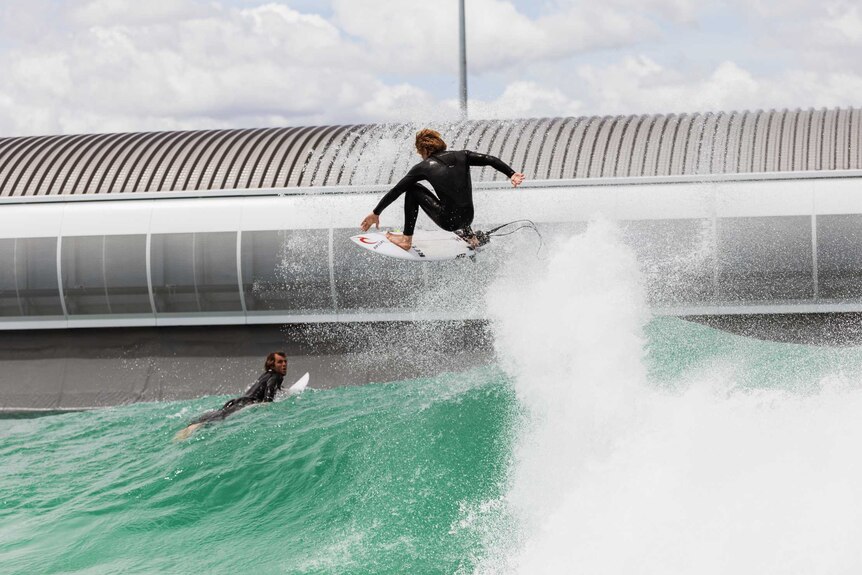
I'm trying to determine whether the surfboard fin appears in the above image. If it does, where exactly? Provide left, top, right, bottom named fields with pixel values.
left=455, top=228, right=490, bottom=249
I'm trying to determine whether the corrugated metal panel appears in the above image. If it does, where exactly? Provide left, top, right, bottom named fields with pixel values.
left=512, top=118, right=547, bottom=177
left=532, top=118, right=566, bottom=180
left=626, top=115, right=654, bottom=177
left=108, top=132, right=166, bottom=194
left=128, top=131, right=183, bottom=193
left=381, top=123, right=418, bottom=185
left=687, top=113, right=711, bottom=174
left=294, top=125, right=344, bottom=187
left=471, top=122, right=505, bottom=180
left=256, top=128, right=295, bottom=188
left=309, top=126, right=355, bottom=187
left=670, top=114, right=693, bottom=176
left=827, top=108, right=842, bottom=170
left=207, top=129, right=257, bottom=190
left=750, top=110, right=770, bottom=173
left=2, top=107, right=862, bottom=198
left=736, top=111, right=756, bottom=173
left=496, top=120, right=528, bottom=181
left=589, top=115, right=618, bottom=177
left=837, top=108, right=851, bottom=170
left=764, top=110, right=784, bottom=173
left=329, top=125, right=372, bottom=186
left=0, top=135, right=53, bottom=197
left=342, top=124, right=381, bottom=185
left=42, top=133, right=103, bottom=195
left=642, top=115, right=668, bottom=177
left=603, top=115, right=633, bottom=177
left=794, top=109, right=811, bottom=172
left=483, top=121, right=520, bottom=181
left=778, top=110, right=797, bottom=172
left=232, top=128, right=279, bottom=189
left=573, top=116, right=603, bottom=178
left=809, top=109, right=825, bottom=170
left=852, top=109, right=862, bottom=170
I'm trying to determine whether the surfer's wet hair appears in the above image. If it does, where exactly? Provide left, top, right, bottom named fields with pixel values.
left=415, top=129, right=446, bottom=158
left=265, top=352, right=286, bottom=371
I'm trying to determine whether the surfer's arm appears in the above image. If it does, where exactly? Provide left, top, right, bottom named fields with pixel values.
left=465, top=150, right=516, bottom=178
left=372, top=168, right=423, bottom=216
left=261, top=373, right=282, bottom=402
left=465, top=150, right=524, bottom=187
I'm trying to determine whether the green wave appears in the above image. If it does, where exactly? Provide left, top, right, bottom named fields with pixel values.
left=0, top=368, right=517, bottom=575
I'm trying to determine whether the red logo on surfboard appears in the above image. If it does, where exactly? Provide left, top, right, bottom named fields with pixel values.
left=357, top=236, right=377, bottom=244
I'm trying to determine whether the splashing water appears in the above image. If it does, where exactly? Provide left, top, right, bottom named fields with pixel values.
left=478, top=218, right=862, bottom=574
left=7, top=219, right=862, bottom=574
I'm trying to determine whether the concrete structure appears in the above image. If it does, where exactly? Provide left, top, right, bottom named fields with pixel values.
left=3, top=108, right=862, bottom=409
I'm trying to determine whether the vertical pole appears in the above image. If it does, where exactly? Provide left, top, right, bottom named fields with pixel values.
left=459, top=0, right=468, bottom=120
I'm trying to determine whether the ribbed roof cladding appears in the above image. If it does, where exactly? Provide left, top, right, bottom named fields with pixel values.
left=0, top=108, right=860, bottom=197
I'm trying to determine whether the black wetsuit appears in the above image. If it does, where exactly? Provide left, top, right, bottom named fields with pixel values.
left=373, top=150, right=516, bottom=236
left=189, top=370, right=284, bottom=425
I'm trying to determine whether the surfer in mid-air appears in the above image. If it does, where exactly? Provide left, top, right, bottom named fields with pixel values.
left=174, top=351, right=288, bottom=441
left=359, top=129, right=525, bottom=251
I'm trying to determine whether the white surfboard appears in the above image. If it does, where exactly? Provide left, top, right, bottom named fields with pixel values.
left=174, top=372, right=312, bottom=440
left=350, top=230, right=475, bottom=261
left=286, top=372, right=310, bottom=396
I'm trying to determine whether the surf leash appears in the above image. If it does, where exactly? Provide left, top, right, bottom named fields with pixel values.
left=483, top=219, right=544, bottom=257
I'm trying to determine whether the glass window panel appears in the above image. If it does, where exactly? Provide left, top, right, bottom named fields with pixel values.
left=332, top=228, right=427, bottom=311
left=195, top=232, right=242, bottom=312
left=151, top=232, right=241, bottom=314
left=817, top=214, right=862, bottom=300
left=18, top=237, right=64, bottom=316
left=150, top=233, right=199, bottom=313
left=241, top=230, right=333, bottom=312
left=716, top=216, right=814, bottom=301
left=622, top=218, right=716, bottom=306
left=62, top=236, right=110, bottom=315
left=104, top=235, right=151, bottom=314
left=0, top=239, right=21, bottom=316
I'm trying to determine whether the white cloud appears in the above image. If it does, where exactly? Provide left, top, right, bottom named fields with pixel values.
left=0, top=2, right=392, bottom=135
left=70, top=0, right=209, bottom=27
left=470, top=81, right=583, bottom=119
left=331, top=0, right=660, bottom=75
left=571, top=56, right=862, bottom=116
left=358, top=83, right=459, bottom=124
left=0, top=0, right=859, bottom=137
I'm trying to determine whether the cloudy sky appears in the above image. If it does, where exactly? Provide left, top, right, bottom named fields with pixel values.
left=0, top=0, right=859, bottom=136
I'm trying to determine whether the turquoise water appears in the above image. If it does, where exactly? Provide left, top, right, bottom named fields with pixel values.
left=1, top=369, right=517, bottom=574
left=8, top=220, right=862, bottom=573
left=6, top=319, right=862, bottom=574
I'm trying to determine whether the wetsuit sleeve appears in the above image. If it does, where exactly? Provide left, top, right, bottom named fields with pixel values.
left=373, top=165, right=424, bottom=215
left=263, top=374, right=281, bottom=402
left=465, top=150, right=516, bottom=178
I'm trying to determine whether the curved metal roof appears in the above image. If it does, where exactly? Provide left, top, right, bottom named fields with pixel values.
left=0, top=107, right=860, bottom=197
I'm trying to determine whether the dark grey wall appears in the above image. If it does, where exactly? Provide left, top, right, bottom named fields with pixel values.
left=0, top=321, right=494, bottom=410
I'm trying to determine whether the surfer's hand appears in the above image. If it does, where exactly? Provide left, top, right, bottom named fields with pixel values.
left=360, top=213, right=380, bottom=231
left=511, top=172, right=525, bottom=187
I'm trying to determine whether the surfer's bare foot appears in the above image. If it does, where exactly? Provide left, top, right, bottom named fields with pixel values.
left=386, top=232, right=412, bottom=251
left=173, top=423, right=203, bottom=442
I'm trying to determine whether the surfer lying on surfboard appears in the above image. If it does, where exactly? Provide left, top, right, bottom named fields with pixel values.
left=174, top=351, right=288, bottom=441
left=359, top=129, right=525, bottom=251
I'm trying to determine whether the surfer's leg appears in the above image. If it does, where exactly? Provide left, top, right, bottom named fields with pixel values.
left=389, top=184, right=441, bottom=250
left=406, top=185, right=453, bottom=231
left=173, top=422, right=205, bottom=442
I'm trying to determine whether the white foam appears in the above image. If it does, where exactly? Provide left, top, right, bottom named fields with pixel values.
left=479, top=218, right=862, bottom=574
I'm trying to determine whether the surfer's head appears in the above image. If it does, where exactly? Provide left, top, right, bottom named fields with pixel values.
left=265, top=351, right=288, bottom=375
left=415, top=129, right=446, bottom=159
